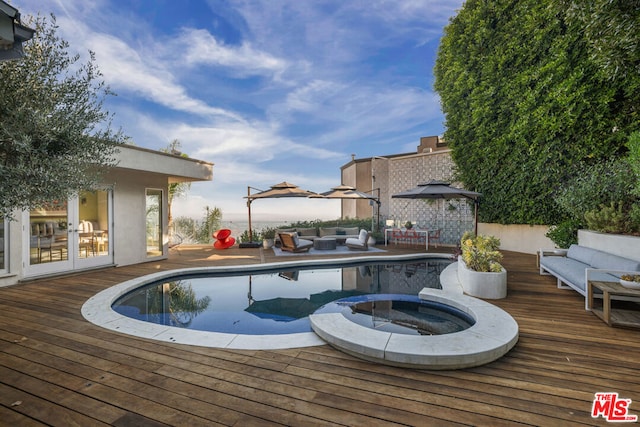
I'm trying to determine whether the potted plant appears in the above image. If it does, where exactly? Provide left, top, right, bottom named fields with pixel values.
left=457, top=231, right=507, bottom=299
left=370, top=231, right=383, bottom=245
left=404, top=221, right=413, bottom=229
left=261, top=227, right=277, bottom=249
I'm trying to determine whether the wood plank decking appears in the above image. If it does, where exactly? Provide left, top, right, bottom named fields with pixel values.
left=0, top=245, right=639, bottom=426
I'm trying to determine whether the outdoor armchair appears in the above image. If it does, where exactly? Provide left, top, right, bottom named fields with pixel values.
left=345, top=229, right=370, bottom=251
left=278, top=232, right=313, bottom=253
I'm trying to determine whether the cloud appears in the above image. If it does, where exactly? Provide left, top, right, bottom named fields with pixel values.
left=85, top=32, right=246, bottom=122
left=17, top=0, right=463, bottom=222
left=176, top=28, right=288, bottom=77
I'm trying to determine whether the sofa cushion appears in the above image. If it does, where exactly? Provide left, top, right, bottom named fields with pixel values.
left=342, top=227, right=359, bottom=235
left=358, top=229, right=368, bottom=242
left=319, top=227, right=337, bottom=237
left=567, top=244, right=600, bottom=265
left=541, top=255, right=619, bottom=292
left=590, top=251, right=640, bottom=273
left=297, top=227, right=317, bottom=237
left=276, top=228, right=296, bottom=235
left=540, top=257, right=591, bottom=292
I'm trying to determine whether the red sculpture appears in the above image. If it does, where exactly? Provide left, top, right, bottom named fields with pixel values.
left=212, top=229, right=235, bottom=249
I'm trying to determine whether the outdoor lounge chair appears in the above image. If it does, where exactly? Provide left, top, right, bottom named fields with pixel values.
left=345, top=229, right=370, bottom=251
left=278, top=232, right=313, bottom=253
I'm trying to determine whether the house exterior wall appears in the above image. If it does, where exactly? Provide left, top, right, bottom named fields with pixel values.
left=102, top=168, right=169, bottom=267
left=0, top=145, right=212, bottom=287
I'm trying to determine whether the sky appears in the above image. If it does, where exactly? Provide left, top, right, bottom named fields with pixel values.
left=17, top=0, right=464, bottom=222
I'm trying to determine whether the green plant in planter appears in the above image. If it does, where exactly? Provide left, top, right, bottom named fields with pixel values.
left=260, top=227, right=277, bottom=240
left=370, top=231, right=384, bottom=243
left=460, top=231, right=503, bottom=273
left=405, top=221, right=413, bottom=229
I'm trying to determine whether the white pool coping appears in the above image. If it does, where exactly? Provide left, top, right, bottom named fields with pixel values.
left=81, top=253, right=446, bottom=350
left=310, top=266, right=519, bottom=369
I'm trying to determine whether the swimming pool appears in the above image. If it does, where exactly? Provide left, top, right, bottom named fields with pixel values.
left=82, top=253, right=519, bottom=368
left=111, top=257, right=453, bottom=335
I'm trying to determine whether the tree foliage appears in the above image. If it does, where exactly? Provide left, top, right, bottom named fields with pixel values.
left=161, top=139, right=191, bottom=226
left=564, top=0, right=640, bottom=81
left=434, top=0, right=640, bottom=225
left=0, top=14, right=124, bottom=218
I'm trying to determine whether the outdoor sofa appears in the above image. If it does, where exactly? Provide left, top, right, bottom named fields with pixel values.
left=539, top=244, right=640, bottom=309
left=275, top=227, right=360, bottom=246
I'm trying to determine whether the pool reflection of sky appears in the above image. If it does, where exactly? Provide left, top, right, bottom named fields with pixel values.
left=113, top=260, right=450, bottom=335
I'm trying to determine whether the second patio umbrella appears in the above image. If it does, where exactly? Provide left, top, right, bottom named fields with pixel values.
left=392, top=180, right=482, bottom=234
left=245, top=182, right=318, bottom=241
left=315, top=185, right=381, bottom=230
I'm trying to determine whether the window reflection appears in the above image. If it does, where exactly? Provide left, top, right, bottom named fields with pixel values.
left=146, top=189, right=163, bottom=257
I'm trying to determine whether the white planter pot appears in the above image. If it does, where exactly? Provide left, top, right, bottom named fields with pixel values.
left=457, top=257, right=507, bottom=299
left=263, top=239, right=274, bottom=249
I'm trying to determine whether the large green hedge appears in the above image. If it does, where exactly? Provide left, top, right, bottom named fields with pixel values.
left=434, top=0, right=640, bottom=225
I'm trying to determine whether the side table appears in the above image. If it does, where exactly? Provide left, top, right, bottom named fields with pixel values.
left=314, top=237, right=337, bottom=251
left=588, top=280, right=640, bottom=328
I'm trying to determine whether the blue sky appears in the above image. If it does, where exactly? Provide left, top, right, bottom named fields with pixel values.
left=18, top=0, right=464, bottom=222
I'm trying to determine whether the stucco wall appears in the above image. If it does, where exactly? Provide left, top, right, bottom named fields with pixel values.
left=477, top=223, right=554, bottom=254
left=104, top=169, right=168, bottom=267
left=578, top=230, right=640, bottom=262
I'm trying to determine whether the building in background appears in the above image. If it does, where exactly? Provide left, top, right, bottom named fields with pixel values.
left=341, top=136, right=474, bottom=245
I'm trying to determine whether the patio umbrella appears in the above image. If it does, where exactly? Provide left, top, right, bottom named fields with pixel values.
left=314, top=185, right=382, bottom=230
left=392, top=180, right=482, bottom=235
left=245, top=182, right=318, bottom=241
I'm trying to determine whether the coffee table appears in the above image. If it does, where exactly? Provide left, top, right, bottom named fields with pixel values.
left=314, top=237, right=337, bottom=250
left=588, top=280, right=640, bottom=328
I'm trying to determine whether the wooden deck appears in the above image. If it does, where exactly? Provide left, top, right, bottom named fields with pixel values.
left=1, top=244, right=639, bottom=426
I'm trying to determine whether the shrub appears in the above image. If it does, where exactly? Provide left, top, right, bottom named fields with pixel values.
left=555, top=158, right=635, bottom=222
left=584, top=202, right=632, bottom=234
left=546, top=219, right=581, bottom=248
left=238, top=229, right=259, bottom=243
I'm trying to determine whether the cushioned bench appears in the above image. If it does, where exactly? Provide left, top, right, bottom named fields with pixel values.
left=540, top=244, right=640, bottom=309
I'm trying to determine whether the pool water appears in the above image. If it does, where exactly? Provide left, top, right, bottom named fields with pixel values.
left=112, top=259, right=452, bottom=335
left=316, top=294, right=475, bottom=336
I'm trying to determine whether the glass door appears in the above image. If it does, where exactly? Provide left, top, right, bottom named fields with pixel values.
left=146, top=189, right=163, bottom=257
left=27, top=199, right=72, bottom=275
left=0, top=218, right=7, bottom=274
left=75, top=189, right=113, bottom=269
left=25, top=189, right=113, bottom=276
